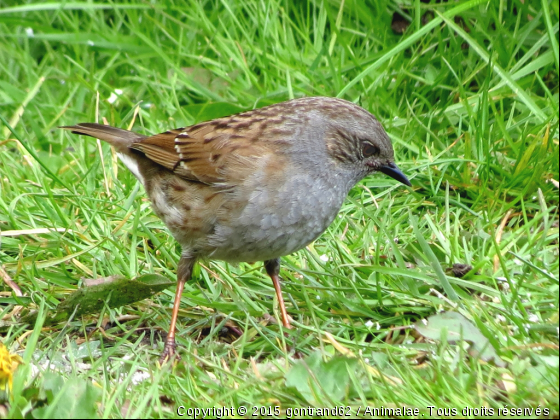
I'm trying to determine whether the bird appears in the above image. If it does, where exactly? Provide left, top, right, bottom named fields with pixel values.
left=61, top=96, right=411, bottom=362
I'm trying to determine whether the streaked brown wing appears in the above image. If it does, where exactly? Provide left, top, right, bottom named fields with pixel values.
left=130, top=115, right=275, bottom=185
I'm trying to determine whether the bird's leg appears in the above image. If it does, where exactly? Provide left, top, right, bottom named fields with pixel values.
left=160, top=254, right=195, bottom=363
left=264, top=258, right=292, bottom=329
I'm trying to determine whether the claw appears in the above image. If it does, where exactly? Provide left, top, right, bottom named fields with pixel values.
left=159, top=337, right=179, bottom=364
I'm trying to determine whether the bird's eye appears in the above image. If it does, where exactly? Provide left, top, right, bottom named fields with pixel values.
left=362, top=142, right=380, bottom=157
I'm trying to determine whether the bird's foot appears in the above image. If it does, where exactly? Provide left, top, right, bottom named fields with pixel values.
left=159, top=337, right=179, bottom=364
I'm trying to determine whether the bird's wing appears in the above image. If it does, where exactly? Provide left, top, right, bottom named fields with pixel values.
left=131, top=111, right=288, bottom=186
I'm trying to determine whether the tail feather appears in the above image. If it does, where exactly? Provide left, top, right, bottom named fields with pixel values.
left=60, top=123, right=146, bottom=152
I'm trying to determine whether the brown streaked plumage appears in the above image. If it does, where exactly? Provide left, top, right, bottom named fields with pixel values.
left=61, top=96, right=411, bottom=362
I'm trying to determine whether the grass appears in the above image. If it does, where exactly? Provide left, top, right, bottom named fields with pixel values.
left=0, top=0, right=558, bottom=417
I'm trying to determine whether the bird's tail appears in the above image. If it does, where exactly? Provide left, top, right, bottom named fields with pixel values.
left=60, top=123, right=146, bottom=153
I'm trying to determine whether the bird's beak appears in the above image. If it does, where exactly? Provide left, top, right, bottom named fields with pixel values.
left=379, top=162, right=411, bottom=186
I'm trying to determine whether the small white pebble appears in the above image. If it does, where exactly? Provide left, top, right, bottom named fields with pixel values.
left=76, top=362, right=91, bottom=370
left=108, top=89, right=123, bottom=104
left=320, top=254, right=329, bottom=262
left=365, top=320, right=374, bottom=328
left=528, top=314, right=539, bottom=323
left=495, top=314, right=506, bottom=323
left=30, top=363, right=40, bottom=377
left=130, top=370, right=150, bottom=385
left=107, top=92, right=118, bottom=104
left=25, top=27, right=34, bottom=37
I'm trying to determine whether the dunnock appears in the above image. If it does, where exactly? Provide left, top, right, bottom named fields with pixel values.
left=62, top=96, right=410, bottom=361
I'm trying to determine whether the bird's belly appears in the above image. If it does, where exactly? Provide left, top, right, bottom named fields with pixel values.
left=207, top=216, right=327, bottom=262
left=207, top=175, right=347, bottom=262
left=146, top=169, right=348, bottom=263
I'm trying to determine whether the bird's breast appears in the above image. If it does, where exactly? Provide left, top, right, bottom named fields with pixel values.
left=142, top=162, right=351, bottom=264
left=206, top=170, right=349, bottom=262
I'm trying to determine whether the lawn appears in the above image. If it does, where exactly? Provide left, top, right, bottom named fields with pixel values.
left=0, top=0, right=558, bottom=418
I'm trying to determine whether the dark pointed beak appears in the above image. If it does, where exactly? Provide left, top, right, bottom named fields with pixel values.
left=379, top=162, right=411, bottom=186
